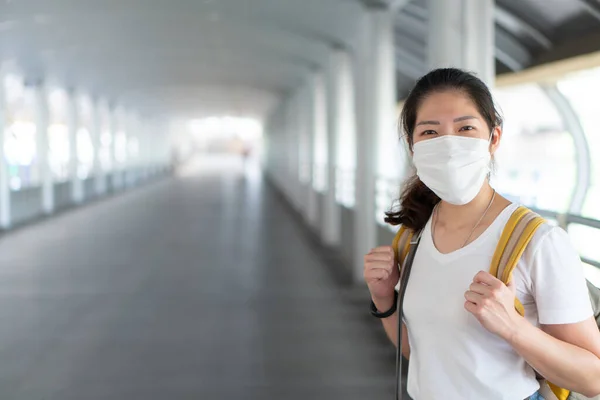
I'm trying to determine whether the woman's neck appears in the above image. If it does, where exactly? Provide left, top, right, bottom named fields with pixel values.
left=436, top=183, right=496, bottom=229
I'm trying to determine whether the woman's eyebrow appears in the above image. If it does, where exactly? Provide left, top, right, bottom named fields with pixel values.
left=454, top=115, right=477, bottom=122
left=416, top=120, right=439, bottom=126
left=416, top=116, right=478, bottom=126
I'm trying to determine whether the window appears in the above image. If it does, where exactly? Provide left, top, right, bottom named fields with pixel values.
left=492, top=84, right=576, bottom=212
left=48, top=124, right=70, bottom=181
left=77, top=128, right=94, bottom=179
left=557, top=67, right=600, bottom=219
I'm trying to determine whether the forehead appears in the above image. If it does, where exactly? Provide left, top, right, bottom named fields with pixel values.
left=417, top=90, right=481, bottom=120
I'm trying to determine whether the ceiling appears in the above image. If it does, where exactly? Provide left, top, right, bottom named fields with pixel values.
left=1, top=0, right=600, bottom=122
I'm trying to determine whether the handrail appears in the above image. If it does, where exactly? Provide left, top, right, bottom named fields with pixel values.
left=514, top=206, right=600, bottom=269
left=530, top=206, right=600, bottom=230
left=582, top=257, right=600, bottom=269
left=566, top=214, right=600, bottom=230
left=373, top=175, right=600, bottom=268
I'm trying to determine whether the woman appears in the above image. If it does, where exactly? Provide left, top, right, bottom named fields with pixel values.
left=363, top=68, right=600, bottom=400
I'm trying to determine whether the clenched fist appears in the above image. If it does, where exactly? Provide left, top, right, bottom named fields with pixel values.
left=364, top=246, right=399, bottom=307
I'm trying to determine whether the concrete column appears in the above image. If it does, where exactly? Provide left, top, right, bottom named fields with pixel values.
left=124, top=114, right=135, bottom=188
left=354, top=7, right=396, bottom=282
left=286, top=90, right=304, bottom=211
left=91, top=99, right=105, bottom=195
left=305, top=72, right=324, bottom=229
left=0, top=69, right=10, bottom=228
left=427, top=0, right=495, bottom=85
left=130, top=115, right=141, bottom=186
left=67, top=90, right=83, bottom=203
left=110, top=107, right=124, bottom=191
left=35, top=81, right=54, bottom=214
left=297, top=83, right=311, bottom=215
left=100, top=101, right=114, bottom=191
left=323, top=48, right=353, bottom=246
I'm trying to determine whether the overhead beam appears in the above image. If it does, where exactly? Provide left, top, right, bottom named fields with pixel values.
left=403, top=2, right=428, bottom=20
left=495, top=28, right=532, bottom=71
left=395, top=47, right=426, bottom=78
left=577, top=0, right=600, bottom=22
left=494, top=6, right=552, bottom=50
left=389, top=0, right=411, bottom=13
left=395, top=12, right=427, bottom=37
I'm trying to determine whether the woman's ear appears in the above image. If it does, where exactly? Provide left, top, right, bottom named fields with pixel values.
left=490, top=125, right=502, bottom=155
left=403, top=133, right=414, bottom=156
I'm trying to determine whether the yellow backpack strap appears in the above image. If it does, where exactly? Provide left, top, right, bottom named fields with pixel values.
left=392, top=226, right=413, bottom=268
left=491, top=206, right=570, bottom=400
left=490, top=206, right=545, bottom=317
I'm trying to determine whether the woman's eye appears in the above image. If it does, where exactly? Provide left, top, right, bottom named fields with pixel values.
left=421, top=130, right=437, bottom=136
left=459, top=125, right=475, bottom=132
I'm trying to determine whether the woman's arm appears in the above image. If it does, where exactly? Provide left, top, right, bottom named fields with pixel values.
left=372, top=294, right=410, bottom=359
left=509, top=317, right=600, bottom=397
left=465, top=271, right=600, bottom=397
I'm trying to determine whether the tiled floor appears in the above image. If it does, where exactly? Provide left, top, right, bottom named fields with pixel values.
left=0, top=159, right=397, bottom=399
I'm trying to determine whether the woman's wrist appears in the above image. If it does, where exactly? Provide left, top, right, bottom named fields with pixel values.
left=372, top=292, right=396, bottom=313
left=503, top=314, right=530, bottom=345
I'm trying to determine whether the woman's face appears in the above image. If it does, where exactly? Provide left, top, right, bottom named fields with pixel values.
left=412, top=90, right=501, bottom=153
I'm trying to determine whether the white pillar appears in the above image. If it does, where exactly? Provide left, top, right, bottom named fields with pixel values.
left=35, top=81, right=54, bottom=214
left=91, top=99, right=105, bottom=195
left=354, top=7, right=396, bottom=282
left=137, top=119, right=148, bottom=181
left=323, top=48, right=353, bottom=247
left=131, top=115, right=141, bottom=185
left=286, top=90, right=303, bottom=211
left=305, top=72, right=324, bottom=229
left=67, top=91, right=83, bottom=203
left=110, top=107, right=123, bottom=190
left=124, top=114, right=135, bottom=188
left=427, top=0, right=495, bottom=85
left=297, top=83, right=311, bottom=216
left=0, top=70, right=10, bottom=228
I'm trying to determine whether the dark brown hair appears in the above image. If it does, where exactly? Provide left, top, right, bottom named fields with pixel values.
left=384, top=68, right=503, bottom=231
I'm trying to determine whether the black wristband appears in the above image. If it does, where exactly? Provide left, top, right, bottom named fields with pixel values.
left=370, top=290, right=399, bottom=319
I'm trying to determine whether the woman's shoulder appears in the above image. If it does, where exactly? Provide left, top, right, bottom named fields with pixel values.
left=520, top=216, right=578, bottom=269
left=499, top=203, right=575, bottom=267
left=499, top=202, right=564, bottom=253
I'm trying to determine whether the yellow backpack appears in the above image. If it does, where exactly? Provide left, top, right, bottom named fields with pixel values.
left=393, top=206, right=600, bottom=400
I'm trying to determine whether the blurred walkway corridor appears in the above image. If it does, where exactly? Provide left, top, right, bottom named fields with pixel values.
left=0, top=157, right=395, bottom=400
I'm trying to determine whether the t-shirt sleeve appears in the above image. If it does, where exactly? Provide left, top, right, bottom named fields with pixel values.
left=527, top=226, right=593, bottom=325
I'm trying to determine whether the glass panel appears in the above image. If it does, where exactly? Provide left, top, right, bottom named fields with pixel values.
left=48, top=88, right=70, bottom=181
left=557, top=67, right=600, bottom=219
left=77, top=128, right=94, bottom=179
left=492, top=84, right=575, bottom=212
left=335, top=168, right=355, bottom=208
left=114, top=131, right=128, bottom=166
left=568, top=224, right=600, bottom=265
left=48, top=123, right=70, bottom=181
left=99, top=129, right=112, bottom=172
left=3, top=78, right=40, bottom=190
left=4, top=121, right=37, bottom=190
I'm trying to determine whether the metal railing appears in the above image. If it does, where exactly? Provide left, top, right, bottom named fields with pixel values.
left=530, top=207, right=600, bottom=269
left=332, top=169, right=600, bottom=273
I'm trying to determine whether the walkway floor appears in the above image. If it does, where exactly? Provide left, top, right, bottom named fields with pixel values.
left=0, top=157, right=396, bottom=400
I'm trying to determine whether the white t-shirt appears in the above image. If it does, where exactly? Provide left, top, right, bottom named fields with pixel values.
left=399, top=203, right=593, bottom=400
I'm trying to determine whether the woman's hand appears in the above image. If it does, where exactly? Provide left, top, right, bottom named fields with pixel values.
left=364, top=246, right=399, bottom=307
left=464, top=271, right=523, bottom=341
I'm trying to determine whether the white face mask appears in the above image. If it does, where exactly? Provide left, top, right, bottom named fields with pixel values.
left=412, top=135, right=491, bottom=205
